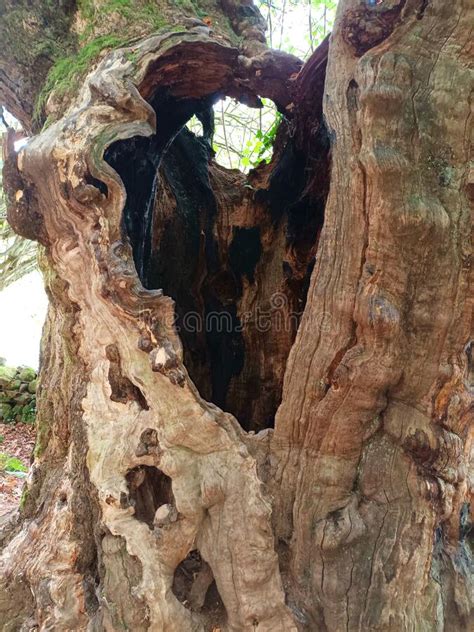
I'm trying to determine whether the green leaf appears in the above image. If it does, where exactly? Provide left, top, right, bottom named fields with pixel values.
left=0, top=452, right=28, bottom=472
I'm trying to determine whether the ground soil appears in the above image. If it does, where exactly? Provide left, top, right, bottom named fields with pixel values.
left=0, top=422, right=35, bottom=516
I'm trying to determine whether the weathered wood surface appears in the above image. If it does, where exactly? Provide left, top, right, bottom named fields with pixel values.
left=0, top=1, right=472, bottom=630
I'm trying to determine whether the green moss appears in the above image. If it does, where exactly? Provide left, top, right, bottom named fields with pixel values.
left=172, top=0, right=208, bottom=18
left=18, top=368, right=36, bottom=383
left=36, top=1, right=171, bottom=122
left=41, top=115, right=55, bottom=132
left=33, top=0, right=233, bottom=126
left=1, top=7, right=70, bottom=65
left=1, top=2, right=77, bottom=129
left=102, top=0, right=168, bottom=29
left=34, top=34, right=129, bottom=124
left=79, top=0, right=168, bottom=37
left=19, top=487, right=29, bottom=511
left=33, top=412, right=51, bottom=459
left=125, top=49, right=140, bottom=64
left=104, top=0, right=134, bottom=11
left=77, top=0, right=95, bottom=22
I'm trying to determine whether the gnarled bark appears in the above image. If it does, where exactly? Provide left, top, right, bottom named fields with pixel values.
left=0, top=1, right=472, bottom=631
left=271, top=1, right=473, bottom=629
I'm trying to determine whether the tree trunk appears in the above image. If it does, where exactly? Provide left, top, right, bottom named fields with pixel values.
left=1, top=1, right=472, bottom=631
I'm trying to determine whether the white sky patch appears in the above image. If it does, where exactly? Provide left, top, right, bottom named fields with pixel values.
left=14, top=137, right=28, bottom=151
left=0, top=271, right=48, bottom=368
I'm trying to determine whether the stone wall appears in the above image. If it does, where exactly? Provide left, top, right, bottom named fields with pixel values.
left=0, top=359, right=37, bottom=423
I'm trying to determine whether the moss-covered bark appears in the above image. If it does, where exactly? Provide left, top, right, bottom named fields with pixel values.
left=0, top=0, right=261, bottom=131
left=0, top=0, right=77, bottom=131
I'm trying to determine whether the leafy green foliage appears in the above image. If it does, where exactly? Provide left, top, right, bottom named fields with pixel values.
left=241, top=111, right=282, bottom=169
left=257, top=0, right=337, bottom=57
left=187, top=97, right=281, bottom=172
left=0, top=453, right=27, bottom=473
left=187, top=2, right=338, bottom=172
left=20, top=401, right=36, bottom=425
left=1, top=403, right=36, bottom=426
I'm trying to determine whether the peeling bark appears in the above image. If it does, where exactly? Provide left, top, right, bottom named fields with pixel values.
left=0, top=1, right=472, bottom=631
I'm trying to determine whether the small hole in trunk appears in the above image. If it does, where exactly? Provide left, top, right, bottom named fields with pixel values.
left=172, top=550, right=226, bottom=627
left=126, top=465, right=173, bottom=529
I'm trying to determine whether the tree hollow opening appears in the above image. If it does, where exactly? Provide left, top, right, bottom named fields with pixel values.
left=105, top=56, right=329, bottom=432
left=126, top=465, right=173, bottom=529
left=186, top=96, right=278, bottom=172
left=172, top=549, right=226, bottom=627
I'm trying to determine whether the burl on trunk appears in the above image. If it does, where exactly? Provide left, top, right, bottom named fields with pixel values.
left=0, top=1, right=472, bottom=631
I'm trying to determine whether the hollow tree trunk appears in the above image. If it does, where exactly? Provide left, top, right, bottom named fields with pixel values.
left=1, top=1, right=472, bottom=631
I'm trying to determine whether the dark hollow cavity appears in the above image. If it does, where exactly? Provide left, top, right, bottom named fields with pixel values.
left=125, top=465, right=173, bottom=529
left=105, top=84, right=329, bottom=432
left=106, top=344, right=149, bottom=410
left=172, top=550, right=226, bottom=626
